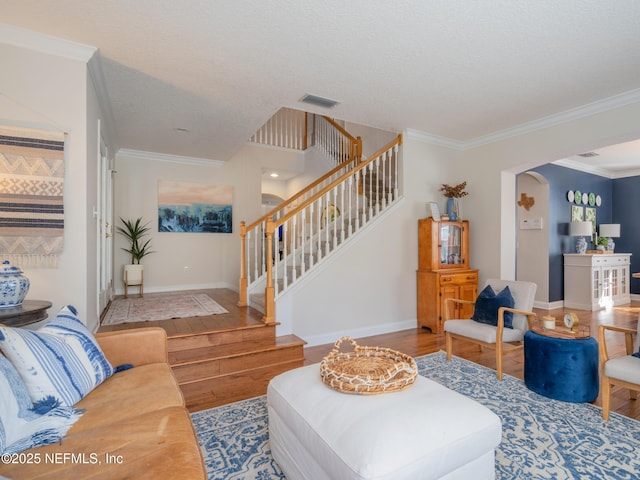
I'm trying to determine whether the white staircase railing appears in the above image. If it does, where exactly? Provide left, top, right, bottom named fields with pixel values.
left=239, top=134, right=402, bottom=323
left=249, top=107, right=308, bottom=150
left=314, top=115, right=361, bottom=167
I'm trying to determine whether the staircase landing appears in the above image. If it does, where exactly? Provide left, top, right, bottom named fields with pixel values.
left=99, top=288, right=305, bottom=411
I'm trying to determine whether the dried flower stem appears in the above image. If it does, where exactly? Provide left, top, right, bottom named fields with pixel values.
left=440, top=181, right=468, bottom=198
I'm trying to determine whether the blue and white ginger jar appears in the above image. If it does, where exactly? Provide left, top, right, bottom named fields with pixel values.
left=0, top=260, right=30, bottom=307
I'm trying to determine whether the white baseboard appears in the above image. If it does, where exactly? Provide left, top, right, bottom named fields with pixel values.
left=113, top=282, right=236, bottom=297
left=533, top=300, right=564, bottom=310
left=299, top=319, right=418, bottom=348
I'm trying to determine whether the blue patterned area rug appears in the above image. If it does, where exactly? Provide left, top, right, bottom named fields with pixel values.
left=191, top=351, right=640, bottom=479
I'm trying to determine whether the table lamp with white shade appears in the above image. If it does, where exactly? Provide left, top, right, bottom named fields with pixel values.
left=599, top=224, right=620, bottom=252
left=569, top=221, right=593, bottom=254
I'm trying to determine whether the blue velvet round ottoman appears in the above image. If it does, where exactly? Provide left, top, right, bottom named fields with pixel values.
left=524, top=330, right=599, bottom=403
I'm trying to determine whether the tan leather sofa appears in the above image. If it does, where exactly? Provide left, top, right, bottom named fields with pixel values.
left=0, top=327, right=206, bottom=480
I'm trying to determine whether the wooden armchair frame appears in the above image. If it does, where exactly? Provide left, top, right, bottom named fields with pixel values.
left=599, top=324, right=639, bottom=420
left=444, top=297, right=536, bottom=380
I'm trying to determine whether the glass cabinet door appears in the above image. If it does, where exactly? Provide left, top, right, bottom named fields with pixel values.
left=439, top=223, right=463, bottom=267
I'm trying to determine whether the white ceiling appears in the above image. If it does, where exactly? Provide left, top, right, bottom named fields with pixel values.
left=2, top=1, right=640, bottom=175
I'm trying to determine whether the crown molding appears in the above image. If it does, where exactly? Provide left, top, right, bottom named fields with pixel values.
left=552, top=159, right=615, bottom=179
left=552, top=159, right=640, bottom=180
left=465, top=88, right=640, bottom=149
left=407, top=88, right=640, bottom=152
left=403, top=128, right=464, bottom=150
left=0, top=22, right=96, bottom=62
left=117, top=148, right=224, bottom=167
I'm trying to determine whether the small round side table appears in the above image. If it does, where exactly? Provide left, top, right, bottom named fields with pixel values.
left=524, top=329, right=599, bottom=403
left=0, top=300, right=52, bottom=327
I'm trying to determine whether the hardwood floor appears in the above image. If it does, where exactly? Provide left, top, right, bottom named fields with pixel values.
left=99, top=290, right=640, bottom=420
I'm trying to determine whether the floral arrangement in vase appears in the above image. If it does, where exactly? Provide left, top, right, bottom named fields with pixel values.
left=440, top=182, right=468, bottom=221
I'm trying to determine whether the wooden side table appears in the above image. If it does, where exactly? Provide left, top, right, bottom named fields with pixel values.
left=0, top=300, right=52, bottom=327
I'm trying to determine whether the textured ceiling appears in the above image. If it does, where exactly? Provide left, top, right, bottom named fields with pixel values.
left=2, top=0, right=640, bottom=172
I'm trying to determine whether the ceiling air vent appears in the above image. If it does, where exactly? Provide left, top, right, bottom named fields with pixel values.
left=300, top=93, right=339, bottom=109
left=577, top=152, right=599, bottom=158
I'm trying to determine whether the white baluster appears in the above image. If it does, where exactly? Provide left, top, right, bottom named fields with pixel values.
left=355, top=170, right=361, bottom=230
left=368, top=163, right=374, bottom=220
left=291, top=215, right=297, bottom=282
left=393, top=144, right=399, bottom=200
left=308, top=203, right=315, bottom=268
left=281, top=220, right=287, bottom=290
left=300, top=209, right=306, bottom=275
left=339, top=182, right=345, bottom=244
left=332, top=188, right=338, bottom=249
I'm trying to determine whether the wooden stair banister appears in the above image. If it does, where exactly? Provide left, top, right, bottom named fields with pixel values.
left=258, top=135, right=402, bottom=321
left=239, top=116, right=363, bottom=310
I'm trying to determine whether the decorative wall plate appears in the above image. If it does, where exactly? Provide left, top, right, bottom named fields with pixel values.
left=596, top=195, right=602, bottom=206
left=588, top=193, right=595, bottom=206
left=582, top=192, right=588, bottom=204
left=574, top=190, right=582, bottom=204
left=567, top=190, right=574, bottom=202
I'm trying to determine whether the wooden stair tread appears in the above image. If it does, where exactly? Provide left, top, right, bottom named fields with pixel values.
left=167, top=322, right=279, bottom=353
left=167, top=320, right=269, bottom=340
left=169, top=334, right=305, bottom=365
left=184, top=358, right=304, bottom=411
left=177, top=356, right=304, bottom=386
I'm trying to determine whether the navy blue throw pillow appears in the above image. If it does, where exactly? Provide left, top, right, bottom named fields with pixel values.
left=471, top=285, right=515, bottom=329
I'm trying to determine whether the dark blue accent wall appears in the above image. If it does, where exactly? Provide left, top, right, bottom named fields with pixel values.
left=612, top=176, right=640, bottom=294
left=527, top=164, right=616, bottom=302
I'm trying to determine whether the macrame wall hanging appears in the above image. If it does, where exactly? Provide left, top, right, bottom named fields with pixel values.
left=0, top=125, right=66, bottom=268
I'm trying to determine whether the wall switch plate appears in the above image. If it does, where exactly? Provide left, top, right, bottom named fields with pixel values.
left=520, top=218, right=543, bottom=230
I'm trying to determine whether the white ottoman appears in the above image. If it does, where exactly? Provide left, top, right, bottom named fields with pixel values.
left=267, top=364, right=501, bottom=480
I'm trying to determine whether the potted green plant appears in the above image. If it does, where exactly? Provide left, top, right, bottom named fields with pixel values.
left=596, top=236, right=608, bottom=251
left=117, top=217, right=155, bottom=295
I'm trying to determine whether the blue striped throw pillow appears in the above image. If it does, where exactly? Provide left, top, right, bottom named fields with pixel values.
left=0, top=355, right=83, bottom=454
left=0, top=305, right=114, bottom=408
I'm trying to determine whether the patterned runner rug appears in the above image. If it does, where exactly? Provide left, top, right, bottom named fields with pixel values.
left=102, top=293, right=228, bottom=325
left=191, top=351, right=640, bottom=480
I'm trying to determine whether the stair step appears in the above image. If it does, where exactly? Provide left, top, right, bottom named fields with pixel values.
left=167, top=323, right=274, bottom=353
left=171, top=335, right=305, bottom=383
left=184, top=358, right=304, bottom=411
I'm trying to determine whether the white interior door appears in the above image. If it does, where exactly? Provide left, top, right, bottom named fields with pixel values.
left=97, top=124, right=114, bottom=316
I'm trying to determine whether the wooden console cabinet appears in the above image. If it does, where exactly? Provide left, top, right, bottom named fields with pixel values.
left=563, top=253, right=631, bottom=310
left=417, top=218, right=478, bottom=333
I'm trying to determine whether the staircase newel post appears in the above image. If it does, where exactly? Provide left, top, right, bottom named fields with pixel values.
left=238, top=221, right=248, bottom=307
left=355, top=136, right=363, bottom=164
left=263, top=218, right=276, bottom=324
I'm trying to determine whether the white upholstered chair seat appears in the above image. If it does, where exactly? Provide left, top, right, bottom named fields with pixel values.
left=444, top=320, right=527, bottom=344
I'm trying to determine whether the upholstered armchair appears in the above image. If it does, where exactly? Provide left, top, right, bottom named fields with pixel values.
left=599, top=318, right=640, bottom=420
left=444, top=278, right=537, bottom=380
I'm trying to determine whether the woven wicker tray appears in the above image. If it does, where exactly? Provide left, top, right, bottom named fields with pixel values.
left=320, top=336, right=418, bottom=395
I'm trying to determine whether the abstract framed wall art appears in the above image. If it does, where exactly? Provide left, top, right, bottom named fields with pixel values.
left=585, top=207, right=596, bottom=233
left=158, top=181, right=232, bottom=233
left=571, top=205, right=584, bottom=222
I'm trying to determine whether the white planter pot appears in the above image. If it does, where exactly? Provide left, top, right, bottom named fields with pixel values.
left=123, top=264, right=144, bottom=286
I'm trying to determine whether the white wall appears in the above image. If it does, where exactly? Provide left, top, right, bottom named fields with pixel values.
left=276, top=136, right=462, bottom=344
left=517, top=173, right=549, bottom=304
left=0, top=33, right=105, bottom=330
left=456, top=100, right=640, bottom=287
left=113, top=143, right=285, bottom=293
